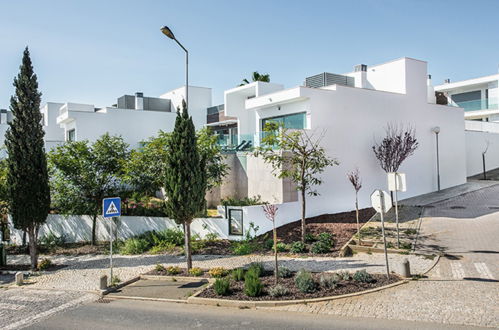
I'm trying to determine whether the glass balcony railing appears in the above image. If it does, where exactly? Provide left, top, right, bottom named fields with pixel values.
left=451, top=98, right=498, bottom=112
left=216, top=132, right=277, bottom=151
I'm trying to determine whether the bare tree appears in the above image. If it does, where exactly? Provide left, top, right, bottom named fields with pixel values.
left=347, top=168, right=362, bottom=245
left=263, top=203, right=279, bottom=284
left=372, top=124, right=419, bottom=173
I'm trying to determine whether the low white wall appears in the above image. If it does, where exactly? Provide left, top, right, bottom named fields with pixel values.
left=465, top=129, right=499, bottom=176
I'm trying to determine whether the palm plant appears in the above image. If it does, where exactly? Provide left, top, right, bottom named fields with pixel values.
left=239, top=71, right=270, bottom=86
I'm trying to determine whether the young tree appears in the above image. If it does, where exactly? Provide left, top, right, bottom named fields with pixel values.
left=262, top=203, right=279, bottom=284
left=255, top=124, right=338, bottom=242
left=49, top=134, right=130, bottom=245
left=5, top=47, right=51, bottom=269
left=347, top=168, right=362, bottom=245
left=164, top=101, right=205, bottom=270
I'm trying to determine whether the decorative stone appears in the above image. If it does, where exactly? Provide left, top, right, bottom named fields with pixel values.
left=100, top=275, right=108, bottom=290
left=15, top=272, right=23, bottom=286
left=401, top=258, right=411, bottom=278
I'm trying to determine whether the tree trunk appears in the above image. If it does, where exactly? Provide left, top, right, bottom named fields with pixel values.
left=184, top=221, right=192, bottom=270
left=91, top=214, right=97, bottom=246
left=27, top=225, right=39, bottom=270
left=355, top=193, right=361, bottom=245
left=273, top=223, right=278, bottom=285
left=22, top=230, right=26, bottom=247
left=301, top=188, right=306, bottom=243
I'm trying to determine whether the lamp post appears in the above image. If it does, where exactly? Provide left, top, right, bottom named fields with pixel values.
left=432, top=126, right=441, bottom=191
left=160, top=26, right=188, bottom=110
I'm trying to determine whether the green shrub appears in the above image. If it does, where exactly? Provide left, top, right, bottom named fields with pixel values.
left=188, top=267, right=204, bottom=276
left=244, top=272, right=263, bottom=297
left=155, top=264, right=166, bottom=272
left=311, top=241, right=331, bottom=254
left=231, top=268, right=245, bottom=281
left=295, top=269, right=316, bottom=293
left=155, top=228, right=184, bottom=246
left=338, top=270, right=351, bottom=281
left=40, top=232, right=66, bottom=247
left=214, top=278, right=231, bottom=296
left=191, top=239, right=206, bottom=253
left=320, top=273, right=340, bottom=289
left=404, top=228, right=417, bottom=235
left=111, top=275, right=121, bottom=286
left=304, top=233, right=317, bottom=243
left=232, top=242, right=255, bottom=255
left=353, top=269, right=374, bottom=283
left=247, top=262, right=265, bottom=277
left=290, top=241, right=306, bottom=253
left=120, top=238, right=150, bottom=255
left=204, top=232, right=220, bottom=242
left=208, top=267, right=228, bottom=278
left=166, top=266, right=181, bottom=275
left=221, top=195, right=265, bottom=207
left=400, top=241, right=412, bottom=250
left=317, top=232, right=334, bottom=247
left=38, top=258, right=52, bottom=271
left=274, top=242, right=288, bottom=252
left=149, top=241, right=176, bottom=254
left=264, top=239, right=274, bottom=251
left=277, top=267, right=293, bottom=278
left=268, top=284, right=289, bottom=297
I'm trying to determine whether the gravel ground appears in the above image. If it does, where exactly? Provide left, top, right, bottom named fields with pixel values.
left=6, top=252, right=433, bottom=291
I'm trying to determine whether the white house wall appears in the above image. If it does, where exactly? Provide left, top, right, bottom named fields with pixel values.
left=160, top=85, right=212, bottom=129
left=465, top=130, right=499, bottom=177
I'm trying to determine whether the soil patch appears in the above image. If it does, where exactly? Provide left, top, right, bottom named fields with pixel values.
left=197, top=271, right=399, bottom=301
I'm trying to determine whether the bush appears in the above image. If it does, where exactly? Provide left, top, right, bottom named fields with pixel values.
left=208, top=267, right=228, bottom=278
left=294, top=269, right=316, bottom=293
left=40, top=232, right=65, bottom=247
left=290, top=241, right=306, bottom=253
left=338, top=270, right=351, bottom=281
left=156, top=228, right=184, bottom=246
left=311, top=241, right=331, bottom=254
left=155, top=264, right=166, bottom=272
left=304, top=233, right=317, bottom=243
left=232, top=242, right=255, bottom=255
left=221, top=195, right=265, bottom=207
left=231, top=268, right=245, bottom=281
left=166, top=266, right=181, bottom=275
left=353, top=269, right=374, bottom=283
left=264, top=239, right=274, bottom=251
left=204, top=232, right=220, bottom=242
left=274, top=242, right=288, bottom=252
left=188, top=267, right=204, bottom=276
left=38, top=258, right=52, bottom=271
left=244, top=272, right=263, bottom=297
left=317, top=232, right=334, bottom=247
left=320, top=273, right=340, bottom=289
left=277, top=266, right=293, bottom=278
left=149, top=242, right=176, bottom=254
left=214, top=278, right=231, bottom=296
left=111, top=275, right=121, bottom=286
left=247, top=262, right=265, bottom=277
left=120, top=238, right=150, bottom=255
left=268, top=284, right=289, bottom=297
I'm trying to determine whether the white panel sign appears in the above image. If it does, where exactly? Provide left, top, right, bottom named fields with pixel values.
left=370, top=190, right=392, bottom=213
left=387, top=172, right=406, bottom=192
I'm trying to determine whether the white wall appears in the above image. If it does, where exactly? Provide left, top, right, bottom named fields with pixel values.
left=160, top=86, right=212, bottom=129
left=465, top=129, right=499, bottom=176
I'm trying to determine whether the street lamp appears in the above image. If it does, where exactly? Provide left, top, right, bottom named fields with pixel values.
left=432, top=126, right=441, bottom=191
left=160, top=25, right=188, bottom=111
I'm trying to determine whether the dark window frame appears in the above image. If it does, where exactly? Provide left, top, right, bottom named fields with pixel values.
left=228, top=208, right=243, bottom=236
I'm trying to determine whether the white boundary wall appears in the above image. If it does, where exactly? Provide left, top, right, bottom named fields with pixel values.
left=465, top=128, right=499, bottom=176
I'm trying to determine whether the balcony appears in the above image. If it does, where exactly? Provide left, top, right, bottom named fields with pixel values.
left=450, top=98, right=498, bottom=112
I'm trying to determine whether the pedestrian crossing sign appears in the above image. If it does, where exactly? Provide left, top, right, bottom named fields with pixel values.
left=103, top=197, right=121, bottom=218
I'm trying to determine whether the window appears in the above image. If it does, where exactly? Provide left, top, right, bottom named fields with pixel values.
left=228, top=209, right=243, bottom=236
left=262, top=112, right=306, bottom=130
left=67, top=129, right=76, bottom=142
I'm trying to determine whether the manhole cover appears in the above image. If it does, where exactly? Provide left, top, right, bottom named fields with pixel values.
left=96, top=298, right=112, bottom=303
left=450, top=206, right=466, bottom=209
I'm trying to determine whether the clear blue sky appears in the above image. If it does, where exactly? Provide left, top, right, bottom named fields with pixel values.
left=1, top=0, right=498, bottom=109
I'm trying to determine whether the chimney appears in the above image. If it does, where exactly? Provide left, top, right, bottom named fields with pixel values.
left=135, top=92, right=144, bottom=110
left=353, top=64, right=367, bottom=88
left=0, top=109, right=6, bottom=124
left=444, top=79, right=451, bottom=84
left=427, top=75, right=436, bottom=104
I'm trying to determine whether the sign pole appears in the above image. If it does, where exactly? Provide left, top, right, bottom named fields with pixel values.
left=394, top=173, right=400, bottom=249
left=379, top=194, right=390, bottom=279
left=103, top=197, right=121, bottom=286
left=110, top=217, right=114, bottom=284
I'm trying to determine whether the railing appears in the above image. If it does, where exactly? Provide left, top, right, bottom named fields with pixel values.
left=450, top=98, right=498, bottom=112
left=465, top=120, right=499, bottom=134
left=216, top=132, right=276, bottom=151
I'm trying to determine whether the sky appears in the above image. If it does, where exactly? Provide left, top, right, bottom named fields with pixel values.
left=1, top=0, right=498, bottom=109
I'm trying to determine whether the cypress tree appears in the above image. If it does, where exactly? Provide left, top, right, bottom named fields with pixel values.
left=5, top=47, right=51, bottom=270
left=164, top=100, right=205, bottom=270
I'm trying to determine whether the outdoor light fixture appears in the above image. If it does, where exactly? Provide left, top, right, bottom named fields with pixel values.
left=432, top=126, right=441, bottom=191
left=160, top=25, right=188, bottom=110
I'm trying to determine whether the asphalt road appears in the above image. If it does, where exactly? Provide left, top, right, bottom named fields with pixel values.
left=26, top=299, right=480, bottom=330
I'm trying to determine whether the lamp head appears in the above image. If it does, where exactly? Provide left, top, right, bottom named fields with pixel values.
left=160, top=26, right=175, bottom=40
left=432, top=126, right=441, bottom=134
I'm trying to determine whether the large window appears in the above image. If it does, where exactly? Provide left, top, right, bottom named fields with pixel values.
left=262, top=112, right=306, bottom=130
left=228, top=209, right=243, bottom=236
left=67, top=129, right=76, bottom=142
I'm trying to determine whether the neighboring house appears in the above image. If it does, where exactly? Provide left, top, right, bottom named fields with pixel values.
left=208, top=57, right=469, bottom=218
left=55, top=86, right=211, bottom=148
left=435, top=74, right=499, bottom=121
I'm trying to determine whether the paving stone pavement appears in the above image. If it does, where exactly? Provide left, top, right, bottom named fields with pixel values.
left=6, top=252, right=433, bottom=291
left=0, top=287, right=97, bottom=330
left=267, top=184, right=499, bottom=328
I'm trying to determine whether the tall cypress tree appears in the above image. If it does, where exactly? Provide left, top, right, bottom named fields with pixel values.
left=164, top=100, right=205, bottom=270
left=5, top=47, right=50, bottom=270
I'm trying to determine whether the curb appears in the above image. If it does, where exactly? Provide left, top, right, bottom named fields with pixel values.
left=100, top=276, right=141, bottom=296
left=186, top=279, right=408, bottom=308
